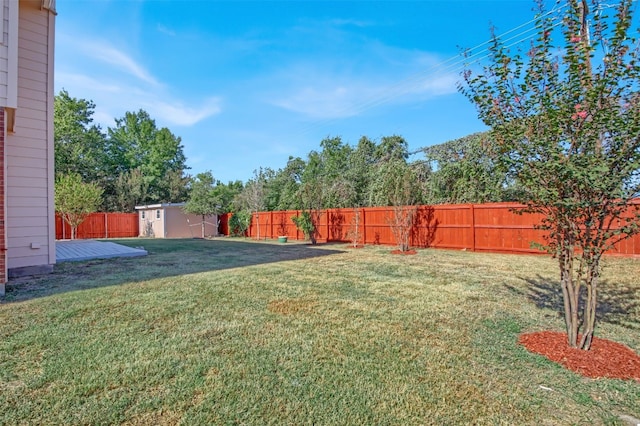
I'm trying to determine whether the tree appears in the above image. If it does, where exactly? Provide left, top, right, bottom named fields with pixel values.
left=347, top=136, right=378, bottom=207
left=461, top=0, right=640, bottom=349
left=54, top=90, right=108, bottom=183
left=318, top=136, right=354, bottom=208
left=228, top=210, right=252, bottom=237
left=214, top=180, right=244, bottom=214
left=265, top=157, right=304, bottom=211
left=183, top=171, right=220, bottom=238
left=234, top=169, right=267, bottom=240
left=375, top=135, right=409, bottom=163
left=111, top=168, right=149, bottom=212
left=296, top=176, right=325, bottom=245
left=422, top=132, right=516, bottom=204
left=55, top=173, right=103, bottom=240
left=345, top=207, right=364, bottom=247
left=370, top=159, right=422, bottom=252
left=164, top=169, right=191, bottom=205
left=292, top=211, right=317, bottom=244
left=106, top=110, right=189, bottom=206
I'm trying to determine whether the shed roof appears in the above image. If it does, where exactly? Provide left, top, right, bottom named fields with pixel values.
left=134, top=203, right=186, bottom=210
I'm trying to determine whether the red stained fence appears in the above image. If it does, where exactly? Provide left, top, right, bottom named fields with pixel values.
left=56, top=213, right=139, bottom=240
left=220, top=201, right=640, bottom=257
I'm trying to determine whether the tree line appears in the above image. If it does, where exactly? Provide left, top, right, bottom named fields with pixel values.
left=55, top=88, right=521, bottom=218
left=229, top=132, right=523, bottom=216
left=55, top=90, right=192, bottom=212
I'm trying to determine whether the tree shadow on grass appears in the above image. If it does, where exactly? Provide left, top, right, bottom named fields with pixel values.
left=3, top=238, right=345, bottom=304
left=505, top=275, right=640, bottom=330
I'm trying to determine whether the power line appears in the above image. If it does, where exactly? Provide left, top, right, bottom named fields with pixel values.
left=294, top=3, right=569, bottom=139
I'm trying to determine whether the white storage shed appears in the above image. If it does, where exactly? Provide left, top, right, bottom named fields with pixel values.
left=135, top=203, right=218, bottom=238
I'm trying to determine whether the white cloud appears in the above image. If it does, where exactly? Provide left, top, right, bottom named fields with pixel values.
left=267, top=57, right=459, bottom=120
left=329, top=18, right=374, bottom=28
left=257, top=26, right=461, bottom=120
left=55, top=38, right=223, bottom=128
left=141, top=98, right=223, bottom=127
left=55, top=71, right=223, bottom=128
left=74, top=41, right=161, bottom=87
left=157, top=24, right=176, bottom=36
left=272, top=84, right=376, bottom=119
left=55, top=72, right=124, bottom=94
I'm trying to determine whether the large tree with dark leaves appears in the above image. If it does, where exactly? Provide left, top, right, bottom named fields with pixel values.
left=54, top=90, right=109, bottom=183
left=106, top=110, right=189, bottom=209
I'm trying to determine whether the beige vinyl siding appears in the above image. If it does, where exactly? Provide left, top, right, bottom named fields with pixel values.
left=0, top=0, right=8, bottom=106
left=6, top=0, right=54, bottom=270
left=7, top=163, right=46, bottom=177
left=0, top=0, right=18, bottom=108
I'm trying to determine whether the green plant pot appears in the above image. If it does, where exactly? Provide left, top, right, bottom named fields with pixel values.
left=278, top=236, right=288, bottom=243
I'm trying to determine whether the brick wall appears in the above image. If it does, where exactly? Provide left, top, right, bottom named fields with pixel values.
left=0, top=108, right=6, bottom=290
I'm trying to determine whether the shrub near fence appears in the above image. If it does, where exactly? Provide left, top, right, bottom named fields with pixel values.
left=56, top=213, right=139, bottom=240
left=221, top=201, right=640, bottom=257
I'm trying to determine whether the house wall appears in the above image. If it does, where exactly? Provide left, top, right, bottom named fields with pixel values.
left=0, top=0, right=18, bottom=109
left=6, top=0, right=55, bottom=277
left=0, top=108, right=6, bottom=288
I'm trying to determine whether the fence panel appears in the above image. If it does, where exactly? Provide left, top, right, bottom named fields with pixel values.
left=426, top=204, right=473, bottom=250
left=473, top=203, right=545, bottom=254
left=106, top=213, right=139, bottom=238
left=56, top=213, right=139, bottom=240
left=233, top=201, right=640, bottom=257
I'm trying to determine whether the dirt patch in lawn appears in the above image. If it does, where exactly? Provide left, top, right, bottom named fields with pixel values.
left=268, top=298, right=318, bottom=315
left=519, top=331, right=640, bottom=381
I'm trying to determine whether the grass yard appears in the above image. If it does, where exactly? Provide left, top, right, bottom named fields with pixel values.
left=1, top=238, right=639, bottom=425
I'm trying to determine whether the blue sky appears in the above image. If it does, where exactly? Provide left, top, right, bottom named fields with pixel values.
left=56, top=0, right=549, bottom=183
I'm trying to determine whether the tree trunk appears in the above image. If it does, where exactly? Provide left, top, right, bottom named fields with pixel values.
left=201, top=214, right=206, bottom=239
left=579, top=258, right=600, bottom=350
left=559, top=247, right=580, bottom=348
left=559, top=241, right=601, bottom=350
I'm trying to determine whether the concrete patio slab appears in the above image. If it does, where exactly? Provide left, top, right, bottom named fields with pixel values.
left=56, top=240, right=148, bottom=263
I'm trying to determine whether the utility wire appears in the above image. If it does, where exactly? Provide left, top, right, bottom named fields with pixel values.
left=294, top=3, right=569, bottom=139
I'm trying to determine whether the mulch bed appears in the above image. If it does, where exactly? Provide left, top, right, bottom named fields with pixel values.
left=519, top=331, right=640, bottom=381
left=390, top=250, right=417, bottom=255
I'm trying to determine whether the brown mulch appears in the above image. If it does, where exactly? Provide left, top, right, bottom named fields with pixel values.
left=519, top=331, right=640, bottom=381
left=390, top=249, right=417, bottom=255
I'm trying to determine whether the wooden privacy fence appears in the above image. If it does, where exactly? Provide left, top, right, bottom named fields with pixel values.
left=221, top=201, right=640, bottom=257
left=56, top=213, right=139, bottom=240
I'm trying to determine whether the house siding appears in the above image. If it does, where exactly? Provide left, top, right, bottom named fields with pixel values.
left=0, top=0, right=9, bottom=107
left=6, top=0, right=55, bottom=276
left=0, top=108, right=7, bottom=289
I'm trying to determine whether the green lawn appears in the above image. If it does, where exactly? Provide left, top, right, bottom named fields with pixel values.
left=1, top=238, right=639, bottom=425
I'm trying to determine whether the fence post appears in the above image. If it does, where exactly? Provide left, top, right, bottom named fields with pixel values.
left=270, top=211, right=274, bottom=239
left=470, top=204, right=476, bottom=252
left=360, top=208, right=365, bottom=245
left=326, top=209, right=330, bottom=243
left=105, top=213, right=108, bottom=239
